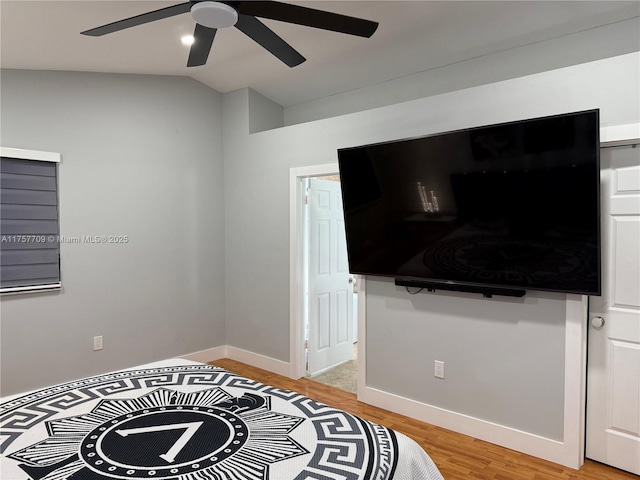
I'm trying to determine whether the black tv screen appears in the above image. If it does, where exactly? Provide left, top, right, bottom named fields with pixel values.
left=337, top=110, right=601, bottom=296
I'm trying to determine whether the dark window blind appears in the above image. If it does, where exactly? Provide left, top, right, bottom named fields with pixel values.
left=1, top=156, right=61, bottom=292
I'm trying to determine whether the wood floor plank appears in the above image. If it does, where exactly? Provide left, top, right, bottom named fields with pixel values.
left=210, top=358, right=637, bottom=480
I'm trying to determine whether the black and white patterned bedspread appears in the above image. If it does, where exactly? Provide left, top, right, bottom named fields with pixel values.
left=0, top=359, right=444, bottom=480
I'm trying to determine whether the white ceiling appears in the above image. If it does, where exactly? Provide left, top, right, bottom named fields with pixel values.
left=2, top=1, right=639, bottom=107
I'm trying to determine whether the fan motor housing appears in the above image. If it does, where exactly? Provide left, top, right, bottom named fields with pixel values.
left=191, top=1, right=238, bottom=29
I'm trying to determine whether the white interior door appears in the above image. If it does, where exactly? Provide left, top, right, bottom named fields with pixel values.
left=586, top=144, right=640, bottom=474
left=307, top=177, right=354, bottom=376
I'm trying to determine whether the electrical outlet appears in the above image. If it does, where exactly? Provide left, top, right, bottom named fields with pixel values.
left=434, top=360, right=445, bottom=379
left=93, top=336, right=103, bottom=351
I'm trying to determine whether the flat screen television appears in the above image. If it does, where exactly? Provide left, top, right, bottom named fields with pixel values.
left=337, top=109, right=601, bottom=297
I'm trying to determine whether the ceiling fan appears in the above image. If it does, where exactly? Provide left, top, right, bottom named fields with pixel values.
left=81, top=1, right=379, bottom=68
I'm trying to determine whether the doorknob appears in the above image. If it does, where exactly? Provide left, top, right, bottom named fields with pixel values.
left=591, top=316, right=605, bottom=329
left=348, top=277, right=354, bottom=284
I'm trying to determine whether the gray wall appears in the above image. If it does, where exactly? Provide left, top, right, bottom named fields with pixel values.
left=0, top=70, right=225, bottom=395
left=222, top=89, right=292, bottom=360
left=367, top=278, right=566, bottom=440
left=223, top=53, right=640, bottom=439
left=249, top=89, right=284, bottom=133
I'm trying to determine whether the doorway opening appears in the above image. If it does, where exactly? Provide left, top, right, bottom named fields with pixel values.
left=302, top=175, right=358, bottom=393
left=289, top=163, right=364, bottom=397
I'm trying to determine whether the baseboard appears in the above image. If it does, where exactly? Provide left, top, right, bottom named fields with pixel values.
left=224, top=346, right=291, bottom=377
left=179, top=345, right=290, bottom=377
left=179, top=345, right=228, bottom=363
left=362, top=386, right=578, bottom=469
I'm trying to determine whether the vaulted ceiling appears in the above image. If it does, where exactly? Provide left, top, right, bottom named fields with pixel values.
left=2, top=1, right=639, bottom=106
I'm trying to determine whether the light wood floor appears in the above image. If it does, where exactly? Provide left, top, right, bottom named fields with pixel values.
left=211, top=358, right=636, bottom=480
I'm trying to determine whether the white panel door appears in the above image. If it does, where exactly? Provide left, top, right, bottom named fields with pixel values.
left=587, top=144, right=640, bottom=474
left=307, top=178, right=354, bottom=376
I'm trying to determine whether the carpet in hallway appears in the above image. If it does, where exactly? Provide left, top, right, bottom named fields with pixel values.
left=310, top=359, right=357, bottom=394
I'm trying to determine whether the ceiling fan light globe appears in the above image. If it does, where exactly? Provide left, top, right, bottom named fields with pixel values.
left=191, top=1, right=238, bottom=29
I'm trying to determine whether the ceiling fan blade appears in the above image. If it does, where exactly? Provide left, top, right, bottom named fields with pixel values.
left=187, top=24, right=217, bottom=67
left=238, top=1, right=378, bottom=38
left=234, top=14, right=305, bottom=67
left=81, top=2, right=192, bottom=36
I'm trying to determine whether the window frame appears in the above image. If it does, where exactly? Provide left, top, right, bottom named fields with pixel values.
left=1, top=147, right=62, bottom=295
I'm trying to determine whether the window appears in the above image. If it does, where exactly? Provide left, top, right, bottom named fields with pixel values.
left=1, top=147, right=61, bottom=293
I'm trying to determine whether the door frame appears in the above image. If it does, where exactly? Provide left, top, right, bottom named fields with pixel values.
left=289, top=163, right=366, bottom=398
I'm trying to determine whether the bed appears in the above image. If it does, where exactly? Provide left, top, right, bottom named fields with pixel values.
left=0, top=359, right=444, bottom=480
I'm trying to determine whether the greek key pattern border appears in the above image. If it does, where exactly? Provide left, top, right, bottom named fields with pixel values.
left=1, top=364, right=398, bottom=479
